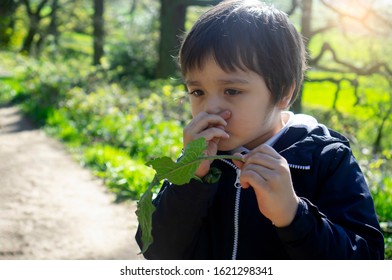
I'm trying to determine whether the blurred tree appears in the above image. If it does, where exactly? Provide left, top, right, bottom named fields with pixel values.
left=20, top=0, right=50, bottom=55
left=35, top=0, right=60, bottom=54
left=291, top=0, right=392, bottom=113
left=291, top=0, right=392, bottom=152
left=156, top=0, right=222, bottom=78
left=48, top=0, right=59, bottom=44
left=93, top=0, right=105, bottom=65
left=0, top=0, right=20, bottom=48
left=19, top=0, right=67, bottom=56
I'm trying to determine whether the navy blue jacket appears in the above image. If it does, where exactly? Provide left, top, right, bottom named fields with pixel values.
left=136, top=115, right=384, bottom=259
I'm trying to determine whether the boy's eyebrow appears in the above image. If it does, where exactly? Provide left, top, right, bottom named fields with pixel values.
left=186, top=78, right=250, bottom=86
left=218, top=78, right=250, bottom=85
left=185, top=80, right=200, bottom=86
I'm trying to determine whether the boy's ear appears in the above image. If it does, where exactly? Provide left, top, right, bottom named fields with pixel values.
left=278, top=83, right=295, bottom=109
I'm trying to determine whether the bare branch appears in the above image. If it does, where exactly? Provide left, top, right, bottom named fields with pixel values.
left=36, top=0, right=50, bottom=13
left=286, top=0, right=299, bottom=16
left=310, top=42, right=392, bottom=76
left=319, top=0, right=392, bottom=35
left=21, top=0, right=32, bottom=15
left=310, top=22, right=337, bottom=37
left=306, top=76, right=361, bottom=109
left=21, top=0, right=51, bottom=19
left=130, top=0, right=137, bottom=15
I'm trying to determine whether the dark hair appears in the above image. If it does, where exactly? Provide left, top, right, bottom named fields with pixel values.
left=178, top=0, right=307, bottom=106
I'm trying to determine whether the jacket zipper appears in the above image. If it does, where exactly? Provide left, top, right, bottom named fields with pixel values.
left=288, top=163, right=311, bottom=170
left=219, top=159, right=241, bottom=260
left=218, top=159, right=310, bottom=260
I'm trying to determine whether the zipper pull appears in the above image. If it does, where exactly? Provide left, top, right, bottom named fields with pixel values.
left=234, top=168, right=242, bottom=188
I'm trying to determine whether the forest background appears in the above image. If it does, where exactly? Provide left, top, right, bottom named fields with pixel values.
left=0, top=0, right=391, bottom=259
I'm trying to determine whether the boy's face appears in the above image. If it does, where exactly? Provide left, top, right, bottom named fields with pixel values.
left=185, top=56, right=285, bottom=151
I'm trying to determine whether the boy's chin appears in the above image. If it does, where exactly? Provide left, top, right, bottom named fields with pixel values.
left=217, top=140, right=240, bottom=152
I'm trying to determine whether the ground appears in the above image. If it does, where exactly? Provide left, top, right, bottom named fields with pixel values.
left=0, top=106, right=143, bottom=260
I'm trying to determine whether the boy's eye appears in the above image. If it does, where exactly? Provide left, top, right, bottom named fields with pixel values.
left=189, top=90, right=204, bottom=97
left=224, top=89, right=241, bottom=96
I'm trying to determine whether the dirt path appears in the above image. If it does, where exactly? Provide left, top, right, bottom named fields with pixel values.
left=0, top=106, right=143, bottom=260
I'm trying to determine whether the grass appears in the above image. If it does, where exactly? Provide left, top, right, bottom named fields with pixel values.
left=81, top=144, right=155, bottom=202
left=302, top=71, right=392, bottom=151
left=303, top=72, right=390, bottom=114
left=59, top=32, right=93, bottom=56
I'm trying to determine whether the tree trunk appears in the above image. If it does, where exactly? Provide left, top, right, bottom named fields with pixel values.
left=20, top=0, right=51, bottom=55
left=156, top=0, right=186, bottom=78
left=156, top=0, right=222, bottom=79
left=373, top=107, right=392, bottom=154
left=48, top=0, right=60, bottom=45
left=93, top=0, right=105, bottom=65
left=291, top=85, right=304, bottom=113
left=21, top=16, right=39, bottom=54
left=0, top=0, right=19, bottom=48
left=292, top=0, right=313, bottom=113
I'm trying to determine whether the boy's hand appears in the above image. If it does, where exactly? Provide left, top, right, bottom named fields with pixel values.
left=233, top=144, right=299, bottom=227
left=183, top=111, right=231, bottom=178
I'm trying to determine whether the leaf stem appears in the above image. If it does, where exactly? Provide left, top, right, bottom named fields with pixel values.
left=200, top=154, right=244, bottom=162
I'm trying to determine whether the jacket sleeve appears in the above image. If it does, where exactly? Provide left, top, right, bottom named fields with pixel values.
left=276, top=143, right=384, bottom=259
left=135, top=178, right=218, bottom=259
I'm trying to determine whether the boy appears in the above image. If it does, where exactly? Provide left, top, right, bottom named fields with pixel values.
left=136, top=0, right=384, bottom=259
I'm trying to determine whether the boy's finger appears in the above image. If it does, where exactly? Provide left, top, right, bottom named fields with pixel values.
left=198, top=127, right=230, bottom=141
left=232, top=153, right=245, bottom=169
left=247, top=144, right=281, bottom=160
left=190, top=112, right=228, bottom=133
left=243, top=152, right=280, bottom=171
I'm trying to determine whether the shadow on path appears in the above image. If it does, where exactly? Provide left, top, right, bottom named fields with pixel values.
left=0, top=105, right=35, bottom=133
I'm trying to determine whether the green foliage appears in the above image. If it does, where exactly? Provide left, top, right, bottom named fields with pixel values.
left=363, top=152, right=392, bottom=223
left=60, top=32, right=93, bottom=57
left=0, top=77, right=20, bottom=104
left=0, top=52, right=27, bottom=104
left=60, top=82, right=185, bottom=161
left=105, top=5, right=159, bottom=85
left=107, top=41, right=157, bottom=84
left=15, top=57, right=92, bottom=125
left=2, top=53, right=186, bottom=203
left=384, top=232, right=392, bottom=260
left=83, top=144, right=154, bottom=202
left=45, top=109, right=80, bottom=145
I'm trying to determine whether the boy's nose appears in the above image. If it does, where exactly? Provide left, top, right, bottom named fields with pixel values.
left=204, top=95, right=224, bottom=115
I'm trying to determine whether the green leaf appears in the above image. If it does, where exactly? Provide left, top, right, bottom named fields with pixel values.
left=136, top=138, right=207, bottom=253
left=137, top=138, right=244, bottom=253
left=135, top=175, right=158, bottom=254
left=146, top=137, right=207, bottom=185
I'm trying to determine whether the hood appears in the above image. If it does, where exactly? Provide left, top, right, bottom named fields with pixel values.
left=273, top=113, right=350, bottom=169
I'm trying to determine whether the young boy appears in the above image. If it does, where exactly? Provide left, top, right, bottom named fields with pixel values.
left=136, top=0, right=384, bottom=259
